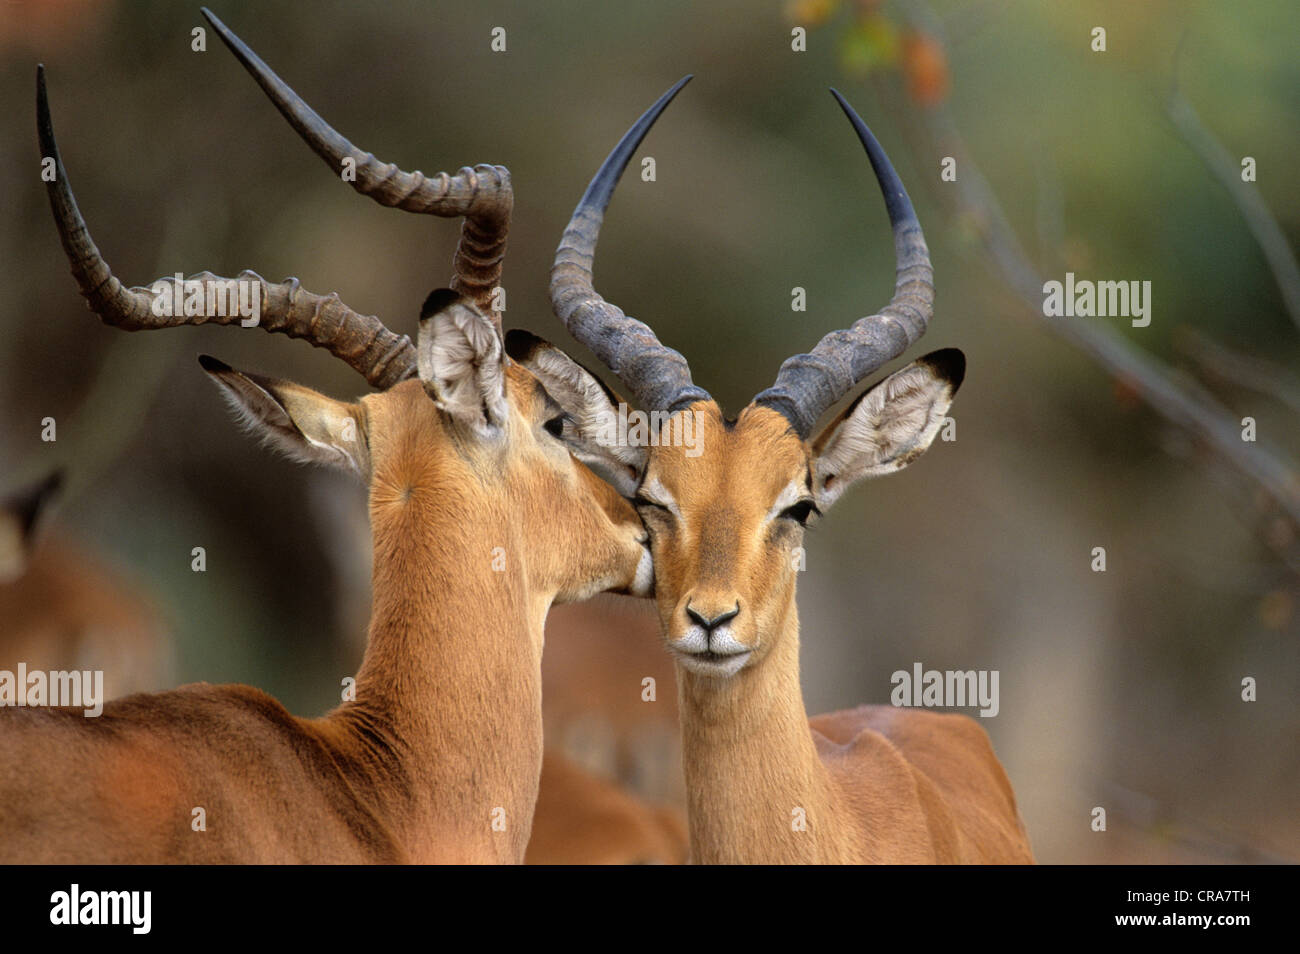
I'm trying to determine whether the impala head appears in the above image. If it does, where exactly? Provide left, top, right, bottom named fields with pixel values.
left=529, top=80, right=963, bottom=676
left=36, top=19, right=651, bottom=608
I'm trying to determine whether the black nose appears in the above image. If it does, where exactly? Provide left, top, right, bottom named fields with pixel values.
left=685, top=602, right=740, bottom=631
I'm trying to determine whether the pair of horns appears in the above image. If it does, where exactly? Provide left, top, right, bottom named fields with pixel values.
left=552, top=81, right=935, bottom=438
left=38, top=8, right=509, bottom=391
left=40, top=12, right=932, bottom=433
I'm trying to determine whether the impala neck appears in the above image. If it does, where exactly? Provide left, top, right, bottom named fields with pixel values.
left=677, top=598, right=847, bottom=864
left=326, top=481, right=546, bottom=864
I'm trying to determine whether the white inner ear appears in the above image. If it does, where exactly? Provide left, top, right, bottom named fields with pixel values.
left=276, top=389, right=366, bottom=475
left=519, top=343, right=649, bottom=498
left=530, top=347, right=643, bottom=469
left=814, top=363, right=954, bottom=509
left=418, top=305, right=507, bottom=436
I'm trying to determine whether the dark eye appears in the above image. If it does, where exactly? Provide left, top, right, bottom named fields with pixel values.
left=543, top=414, right=566, bottom=439
left=633, top=495, right=670, bottom=514
left=779, top=499, right=818, bottom=526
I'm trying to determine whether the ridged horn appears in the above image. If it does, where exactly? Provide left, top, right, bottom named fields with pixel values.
left=38, top=64, right=416, bottom=389
left=550, top=76, right=709, bottom=414
left=201, top=7, right=511, bottom=328
left=753, top=89, right=934, bottom=438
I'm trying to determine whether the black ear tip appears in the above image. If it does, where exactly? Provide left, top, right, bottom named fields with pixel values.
left=40, top=469, right=65, bottom=497
left=922, top=348, right=965, bottom=391
left=420, top=288, right=461, bottom=320
left=5, top=469, right=64, bottom=534
left=504, top=328, right=547, bottom=362
left=197, top=353, right=232, bottom=374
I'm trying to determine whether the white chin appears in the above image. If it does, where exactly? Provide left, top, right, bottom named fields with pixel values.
left=675, top=650, right=751, bottom=678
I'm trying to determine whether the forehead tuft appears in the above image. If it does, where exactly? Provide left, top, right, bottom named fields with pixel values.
left=648, top=401, right=808, bottom=501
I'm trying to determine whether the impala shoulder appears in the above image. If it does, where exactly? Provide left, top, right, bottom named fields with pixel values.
left=833, top=703, right=996, bottom=749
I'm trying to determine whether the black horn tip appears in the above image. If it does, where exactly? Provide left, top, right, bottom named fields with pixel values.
left=36, top=64, right=65, bottom=186
left=828, top=88, right=917, bottom=229
left=919, top=347, right=965, bottom=392
left=419, top=287, right=463, bottom=320
left=36, top=63, right=53, bottom=143
left=202, top=7, right=266, bottom=76
left=577, top=75, right=693, bottom=214
left=200, top=7, right=227, bottom=34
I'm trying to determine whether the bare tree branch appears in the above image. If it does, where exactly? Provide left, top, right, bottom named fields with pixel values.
left=1175, top=327, right=1300, bottom=417
left=1167, top=51, right=1300, bottom=333
left=883, top=0, right=1300, bottom=534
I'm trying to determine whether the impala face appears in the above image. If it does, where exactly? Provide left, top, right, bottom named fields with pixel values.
left=628, top=350, right=964, bottom=679
left=634, top=405, right=808, bottom=676
left=200, top=300, right=654, bottom=608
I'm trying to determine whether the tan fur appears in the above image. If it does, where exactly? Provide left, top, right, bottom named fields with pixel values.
left=641, top=403, right=1034, bottom=864
left=0, top=536, right=172, bottom=698
left=0, top=372, right=649, bottom=863
left=540, top=600, right=681, bottom=798
left=525, top=751, right=687, bottom=865
left=525, top=598, right=686, bottom=864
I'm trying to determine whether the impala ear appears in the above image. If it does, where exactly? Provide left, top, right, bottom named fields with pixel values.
left=506, top=329, right=647, bottom=496
left=199, top=355, right=368, bottom=476
left=417, top=288, right=507, bottom=437
left=0, top=470, right=64, bottom=583
left=810, top=349, right=964, bottom=510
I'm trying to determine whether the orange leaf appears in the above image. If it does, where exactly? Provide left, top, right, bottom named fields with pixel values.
left=902, top=31, right=949, bottom=106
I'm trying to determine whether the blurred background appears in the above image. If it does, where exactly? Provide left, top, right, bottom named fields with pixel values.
left=1, top=0, right=1296, bottom=863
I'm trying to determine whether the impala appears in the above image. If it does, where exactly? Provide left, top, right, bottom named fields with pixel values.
left=2, top=17, right=653, bottom=863
left=521, top=79, right=1035, bottom=863
left=1, top=470, right=173, bottom=699
left=527, top=598, right=686, bottom=863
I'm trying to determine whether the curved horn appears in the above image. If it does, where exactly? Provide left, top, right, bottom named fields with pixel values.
left=202, top=8, right=511, bottom=328
left=37, top=65, right=416, bottom=390
left=753, top=89, right=934, bottom=438
left=550, top=76, right=710, bottom=414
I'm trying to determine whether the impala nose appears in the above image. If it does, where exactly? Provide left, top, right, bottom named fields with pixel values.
left=685, top=601, right=740, bottom=632
left=674, top=599, right=749, bottom=677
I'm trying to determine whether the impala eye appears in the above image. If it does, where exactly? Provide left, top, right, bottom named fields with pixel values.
left=633, top=495, right=670, bottom=513
left=779, top=499, right=818, bottom=526
left=543, top=414, right=566, bottom=439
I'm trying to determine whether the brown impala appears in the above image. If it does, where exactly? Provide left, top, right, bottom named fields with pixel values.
left=2, top=12, right=655, bottom=863
left=517, top=79, right=1035, bottom=863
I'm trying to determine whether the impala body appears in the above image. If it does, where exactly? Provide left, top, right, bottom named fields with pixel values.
left=523, top=79, right=1035, bottom=863
left=2, top=13, right=653, bottom=864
